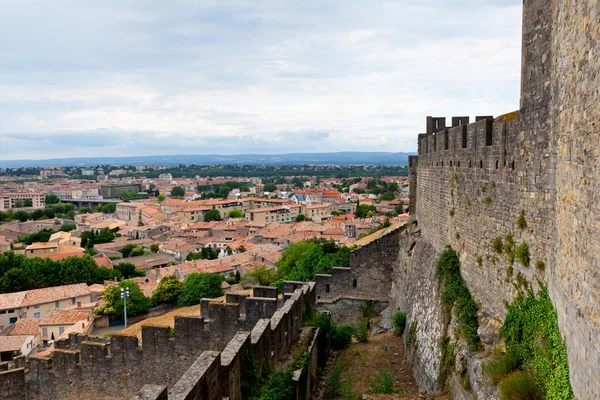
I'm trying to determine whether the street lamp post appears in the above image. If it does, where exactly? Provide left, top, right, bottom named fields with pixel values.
left=120, top=287, right=130, bottom=329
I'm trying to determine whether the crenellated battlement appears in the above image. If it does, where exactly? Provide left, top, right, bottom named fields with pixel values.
left=1, top=282, right=318, bottom=400
left=416, top=113, right=520, bottom=168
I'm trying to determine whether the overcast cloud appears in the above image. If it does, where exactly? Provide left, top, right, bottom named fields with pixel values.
left=0, top=0, right=522, bottom=160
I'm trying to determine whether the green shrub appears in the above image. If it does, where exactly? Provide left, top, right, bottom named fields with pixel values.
left=368, top=370, right=395, bottom=394
left=258, top=371, right=294, bottom=400
left=492, top=237, right=503, bottom=254
left=476, top=256, right=483, bottom=267
left=449, top=208, right=455, bottom=216
left=515, top=211, right=527, bottom=230
left=435, top=246, right=480, bottom=350
left=500, top=286, right=573, bottom=399
left=535, top=260, right=545, bottom=271
left=484, top=350, right=521, bottom=384
left=325, top=362, right=343, bottom=398
left=515, top=242, right=530, bottom=266
left=499, top=370, right=541, bottom=400
left=354, top=318, right=368, bottom=343
left=438, top=337, right=455, bottom=388
left=307, top=313, right=354, bottom=350
left=359, top=300, right=376, bottom=319
left=392, top=312, right=407, bottom=335
left=406, top=320, right=418, bottom=348
left=484, top=196, right=492, bottom=205
left=462, top=376, right=472, bottom=391
left=503, top=232, right=515, bottom=252
left=516, top=272, right=527, bottom=288
left=331, top=324, right=355, bottom=350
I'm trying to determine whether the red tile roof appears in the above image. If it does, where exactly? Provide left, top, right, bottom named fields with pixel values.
left=8, top=319, right=41, bottom=336
left=0, top=335, right=30, bottom=352
left=38, top=309, right=93, bottom=326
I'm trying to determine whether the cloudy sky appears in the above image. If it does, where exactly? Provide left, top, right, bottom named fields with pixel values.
left=0, top=0, right=522, bottom=160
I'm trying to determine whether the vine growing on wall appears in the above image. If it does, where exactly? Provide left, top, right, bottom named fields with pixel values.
left=435, top=246, right=480, bottom=350
left=486, top=285, right=573, bottom=400
left=500, top=285, right=573, bottom=399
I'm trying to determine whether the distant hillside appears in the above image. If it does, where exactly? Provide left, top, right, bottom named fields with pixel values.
left=0, top=152, right=416, bottom=168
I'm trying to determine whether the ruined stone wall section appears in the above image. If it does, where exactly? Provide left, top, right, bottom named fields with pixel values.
left=0, top=282, right=316, bottom=400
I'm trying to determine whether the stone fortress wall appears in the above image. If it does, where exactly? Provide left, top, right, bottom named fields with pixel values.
left=402, top=1, right=600, bottom=398
left=0, top=282, right=319, bottom=400
left=315, top=224, right=404, bottom=322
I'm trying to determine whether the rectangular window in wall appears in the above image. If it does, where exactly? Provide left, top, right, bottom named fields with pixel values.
left=462, top=126, right=468, bottom=148
left=42, top=327, right=48, bottom=337
left=59, top=327, right=65, bottom=335
left=34, top=312, right=40, bottom=319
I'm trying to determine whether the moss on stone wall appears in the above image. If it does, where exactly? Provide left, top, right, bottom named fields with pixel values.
left=435, top=246, right=480, bottom=351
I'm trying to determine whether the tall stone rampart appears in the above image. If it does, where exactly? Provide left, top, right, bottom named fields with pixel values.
left=404, top=1, right=600, bottom=398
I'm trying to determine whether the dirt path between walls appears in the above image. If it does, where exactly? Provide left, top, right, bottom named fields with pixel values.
left=314, top=331, right=450, bottom=400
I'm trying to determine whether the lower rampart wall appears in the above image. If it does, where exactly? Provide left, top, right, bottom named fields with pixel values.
left=0, top=282, right=317, bottom=400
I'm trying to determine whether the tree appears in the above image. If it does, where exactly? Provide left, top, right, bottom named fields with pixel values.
left=186, top=246, right=219, bottom=261
left=263, top=183, right=277, bottom=192
left=44, top=207, right=56, bottom=218
left=178, top=272, right=224, bottom=306
left=79, top=207, right=91, bottom=214
left=395, top=203, right=404, bottom=215
left=355, top=204, right=377, bottom=218
left=81, top=228, right=116, bottom=249
left=243, top=264, right=278, bottom=286
left=0, top=268, right=33, bottom=293
left=94, top=281, right=152, bottom=319
left=157, top=194, right=165, bottom=202
left=228, top=209, right=244, bottom=219
left=171, top=186, right=185, bottom=197
left=150, top=243, right=160, bottom=253
left=23, top=199, right=33, bottom=207
left=219, top=185, right=232, bottom=199
left=204, top=209, right=222, bottom=222
left=14, top=210, right=29, bottom=222
left=60, top=224, right=77, bottom=232
left=380, top=192, right=396, bottom=201
left=119, top=244, right=144, bottom=258
left=235, top=270, right=241, bottom=283
left=101, top=203, right=116, bottom=214
left=45, top=194, right=60, bottom=205
left=31, top=209, right=45, bottom=220
left=292, top=178, right=304, bottom=189
left=295, top=214, right=309, bottom=222
left=114, top=262, right=140, bottom=279
left=276, top=239, right=351, bottom=283
left=151, top=275, right=184, bottom=305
